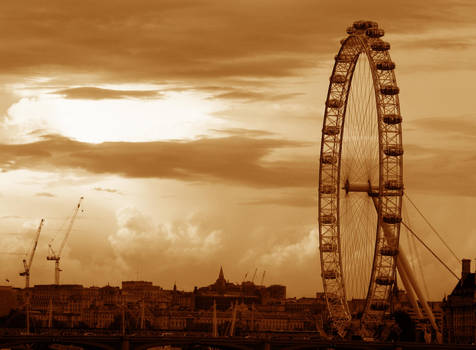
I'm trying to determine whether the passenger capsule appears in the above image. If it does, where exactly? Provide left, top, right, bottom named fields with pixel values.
left=370, top=302, right=388, bottom=311
left=383, top=214, right=402, bottom=224
left=353, top=20, right=377, bottom=30
left=376, top=61, right=395, bottom=70
left=380, top=247, right=398, bottom=256
left=385, top=180, right=403, bottom=190
left=330, top=75, right=346, bottom=84
left=366, top=28, right=384, bottom=38
left=321, top=153, right=337, bottom=164
left=383, top=114, right=402, bottom=124
left=323, top=270, right=337, bottom=279
left=320, top=184, right=336, bottom=194
left=334, top=54, right=354, bottom=63
left=381, top=85, right=400, bottom=95
left=320, top=243, right=337, bottom=253
left=320, top=215, right=336, bottom=225
left=384, top=145, right=404, bottom=156
left=375, top=276, right=394, bottom=285
left=371, top=40, right=390, bottom=51
left=323, top=125, right=340, bottom=135
left=368, top=21, right=378, bottom=28
left=326, top=99, right=343, bottom=109
left=346, top=26, right=356, bottom=35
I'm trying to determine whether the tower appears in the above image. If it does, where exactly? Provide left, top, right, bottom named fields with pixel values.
left=215, top=266, right=226, bottom=293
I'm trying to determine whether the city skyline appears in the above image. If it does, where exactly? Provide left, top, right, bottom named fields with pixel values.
left=0, top=0, right=475, bottom=300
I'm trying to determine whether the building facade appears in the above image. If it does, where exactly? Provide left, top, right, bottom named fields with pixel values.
left=443, top=259, right=476, bottom=344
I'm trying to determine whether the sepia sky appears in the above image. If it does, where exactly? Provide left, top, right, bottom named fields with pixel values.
left=1, top=0, right=475, bottom=299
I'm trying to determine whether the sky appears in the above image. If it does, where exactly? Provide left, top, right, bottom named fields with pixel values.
left=0, top=0, right=475, bottom=300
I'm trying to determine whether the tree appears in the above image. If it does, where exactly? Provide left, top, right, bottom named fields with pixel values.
left=393, top=310, right=416, bottom=341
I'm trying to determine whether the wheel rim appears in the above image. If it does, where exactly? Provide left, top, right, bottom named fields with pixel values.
left=318, top=20, right=403, bottom=337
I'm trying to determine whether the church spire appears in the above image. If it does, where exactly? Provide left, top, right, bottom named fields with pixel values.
left=215, top=266, right=226, bottom=293
left=218, top=266, right=225, bottom=281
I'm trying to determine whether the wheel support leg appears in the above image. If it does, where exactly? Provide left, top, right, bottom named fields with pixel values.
left=396, top=258, right=423, bottom=319
left=369, top=195, right=443, bottom=343
left=396, top=246, right=443, bottom=343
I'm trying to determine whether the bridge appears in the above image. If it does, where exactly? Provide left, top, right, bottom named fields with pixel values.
left=1, top=335, right=475, bottom=350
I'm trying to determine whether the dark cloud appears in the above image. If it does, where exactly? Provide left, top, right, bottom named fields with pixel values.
left=0, top=134, right=315, bottom=188
left=52, top=87, right=163, bottom=100
left=0, top=0, right=472, bottom=83
left=2, top=128, right=474, bottom=197
left=35, top=192, right=55, bottom=197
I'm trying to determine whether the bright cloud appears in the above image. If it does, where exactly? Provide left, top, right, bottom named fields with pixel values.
left=108, top=207, right=223, bottom=273
left=5, top=91, right=226, bottom=143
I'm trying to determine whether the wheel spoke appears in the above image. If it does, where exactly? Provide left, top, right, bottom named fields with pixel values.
left=318, top=20, right=403, bottom=338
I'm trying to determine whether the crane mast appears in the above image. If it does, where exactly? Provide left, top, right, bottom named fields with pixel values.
left=251, top=268, right=258, bottom=283
left=19, top=218, right=45, bottom=289
left=46, top=197, right=84, bottom=285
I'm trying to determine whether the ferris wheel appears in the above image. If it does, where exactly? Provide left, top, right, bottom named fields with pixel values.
left=318, top=20, right=403, bottom=337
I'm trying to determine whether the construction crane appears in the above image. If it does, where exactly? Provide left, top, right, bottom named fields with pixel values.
left=46, top=197, right=84, bottom=285
left=241, top=272, right=248, bottom=284
left=19, top=218, right=45, bottom=289
left=251, top=268, right=258, bottom=284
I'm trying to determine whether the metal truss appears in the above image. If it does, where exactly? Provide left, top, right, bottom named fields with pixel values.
left=318, top=20, right=403, bottom=338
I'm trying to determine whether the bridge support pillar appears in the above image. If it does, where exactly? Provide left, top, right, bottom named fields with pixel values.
left=121, top=339, right=130, bottom=350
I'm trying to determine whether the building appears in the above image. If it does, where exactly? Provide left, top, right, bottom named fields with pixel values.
left=0, top=286, right=18, bottom=317
left=443, top=259, right=476, bottom=344
left=2, top=268, right=325, bottom=334
left=194, top=267, right=286, bottom=311
left=391, top=289, right=444, bottom=337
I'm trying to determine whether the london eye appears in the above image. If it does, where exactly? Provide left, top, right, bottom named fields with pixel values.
left=318, top=20, right=403, bottom=337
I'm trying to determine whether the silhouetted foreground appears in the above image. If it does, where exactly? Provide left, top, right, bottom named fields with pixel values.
left=1, top=264, right=475, bottom=344
left=1, top=333, right=476, bottom=350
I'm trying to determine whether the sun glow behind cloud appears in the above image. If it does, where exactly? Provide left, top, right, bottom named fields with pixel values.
left=6, top=89, right=226, bottom=143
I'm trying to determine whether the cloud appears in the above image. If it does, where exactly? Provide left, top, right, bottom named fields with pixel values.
left=398, top=37, right=472, bottom=51
left=0, top=219, right=42, bottom=255
left=6, top=92, right=224, bottom=143
left=241, top=192, right=316, bottom=207
left=93, top=187, right=122, bottom=194
left=212, top=90, right=303, bottom=102
left=52, top=87, right=163, bottom=100
left=238, top=226, right=321, bottom=295
left=35, top=192, right=55, bottom=197
left=0, top=0, right=472, bottom=83
left=257, top=228, right=318, bottom=266
left=210, top=128, right=275, bottom=137
left=0, top=134, right=315, bottom=188
left=404, top=143, right=476, bottom=197
left=108, top=207, right=222, bottom=273
left=104, top=206, right=321, bottom=296
left=0, top=216, right=22, bottom=219
left=410, top=116, right=476, bottom=139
